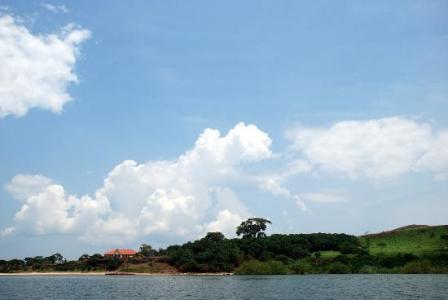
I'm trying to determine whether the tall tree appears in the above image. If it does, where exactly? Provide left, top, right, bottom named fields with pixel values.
left=236, top=218, right=272, bottom=239
left=139, top=244, right=156, bottom=257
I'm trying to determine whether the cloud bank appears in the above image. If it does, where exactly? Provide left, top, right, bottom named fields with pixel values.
left=2, top=123, right=271, bottom=242
left=2, top=117, right=447, bottom=243
left=0, top=15, right=90, bottom=118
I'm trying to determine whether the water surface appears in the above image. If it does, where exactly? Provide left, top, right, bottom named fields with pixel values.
left=1, top=274, right=447, bottom=299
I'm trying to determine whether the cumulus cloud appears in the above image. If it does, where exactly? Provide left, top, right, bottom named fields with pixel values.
left=0, top=15, right=90, bottom=118
left=287, top=117, right=448, bottom=179
left=206, top=210, right=244, bottom=238
left=2, top=123, right=271, bottom=243
left=5, top=174, right=53, bottom=202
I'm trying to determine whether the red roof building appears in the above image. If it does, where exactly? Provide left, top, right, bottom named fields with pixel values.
left=104, top=249, right=137, bottom=258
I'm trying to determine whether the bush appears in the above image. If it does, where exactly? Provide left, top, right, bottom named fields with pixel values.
left=235, top=260, right=270, bottom=275
left=234, top=260, right=288, bottom=275
left=178, top=261, right=198, bottom=272
left=377, top=253, right=417, bottom=268
left=289, top=261, right=313, bottom=274
left=105, top=258, right=121, bottom=271
left=357, top=265, right=379, bottom=274
left=267, top=261, right=289, bottom=275
left=401, top=260, right=436, bottom=274
left=333, top=255, right=350, bottom=265
left=339, top=242, right=358, bottom=254
left=54, top=261, right=80, bottom=271
left=327, top=262, right=351, bottom=274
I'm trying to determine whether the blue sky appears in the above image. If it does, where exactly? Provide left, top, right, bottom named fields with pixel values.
left=0, top=0, right=447, bottom=259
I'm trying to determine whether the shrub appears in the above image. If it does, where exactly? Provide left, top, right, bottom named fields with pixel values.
left=289, top=261, right=313, bottom=274
left=339, top=242, right=358, bottom=254
left=333, top=255, right=350, bottom=265
left=178, top=261, right=198, bottom=272
left=234, top=260, right=288, bottom=275
left=357, top=265, right=378, bottom=274
left=401, top=260, right=436, bottom=274
left=377, top=253, right=416, bottom=268
left=105, top=258, right=121, bottom=271
left=327, top=262, right=351, bottom=274
left=54, top=261, right=80, bottom=271
left=267, top=261, right=289, bottom=275
left=400, top=259, right=448, bottom=274
left=235, top=260, right=270, bottom=275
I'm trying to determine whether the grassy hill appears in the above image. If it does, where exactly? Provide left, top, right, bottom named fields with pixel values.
left=360, top=225, right=448, bottom=256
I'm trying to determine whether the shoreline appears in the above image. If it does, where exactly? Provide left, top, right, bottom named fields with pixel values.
left=0, top=272, right=234, bottom=276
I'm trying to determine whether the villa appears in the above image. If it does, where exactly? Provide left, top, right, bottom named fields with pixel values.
left=104, top=249, right=137, bottom=259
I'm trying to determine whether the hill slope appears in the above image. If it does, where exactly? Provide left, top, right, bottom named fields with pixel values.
left=360, top=225, right=448, bottom=255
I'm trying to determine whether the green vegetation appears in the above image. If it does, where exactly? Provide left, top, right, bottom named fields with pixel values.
left=360, top=225, right=448, bottom=255
left=235, top=260, right=288, bottom=275
left=0, top=253, right=122, bottom=273
left=118, top=260, right=178, bottom=274
left=1, top=221, right=447, bottom=274
left=163, top=232, right=241, bottom=272
left=236, top=218, right=272, bottom=239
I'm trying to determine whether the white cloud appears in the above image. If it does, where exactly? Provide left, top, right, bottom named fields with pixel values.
left=301, top=192, right=349, bottom=204
left=0, top=15, right=90, bottom=118
left=206, top=210, right=244, bottom=238
left=257, top=159, right=312, bottom=211
left=287, top=117, right=448, bottom=179
left=2, top=123, right=271, bottom=243
left=14, top=184, right=75, bottom=235
left=414, top=131, right=448, bottom=176
left=5, top=174, right=53, bottom=202
left=258, top=175, right=308, bottom=212
left=41, top=3, right=69, bottom=13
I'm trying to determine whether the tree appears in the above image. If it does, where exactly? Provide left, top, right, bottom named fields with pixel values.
left=139, top=244, right=156, bottom=257
left=236, top=218, right=272, bottom=239
left=78, top=254, right=90, bottom=261
left=204, top=232, right=225, bottom=243
left=47, top=253, right=64, bottom=264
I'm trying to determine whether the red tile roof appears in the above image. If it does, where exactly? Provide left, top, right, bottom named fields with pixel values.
left=105, top=249, right=137, bottom=255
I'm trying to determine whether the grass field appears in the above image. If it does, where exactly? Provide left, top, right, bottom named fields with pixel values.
left=360, top=225, right=448, bottom=256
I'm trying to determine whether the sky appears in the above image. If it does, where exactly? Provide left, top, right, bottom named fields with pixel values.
left=0, top=0, right=447, bottom=259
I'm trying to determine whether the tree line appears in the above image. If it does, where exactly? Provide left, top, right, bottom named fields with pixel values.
left=1, top=218, right=447, bottom=274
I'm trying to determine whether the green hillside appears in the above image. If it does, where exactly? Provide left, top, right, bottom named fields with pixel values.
left=360, top=225, right=448, bottom=256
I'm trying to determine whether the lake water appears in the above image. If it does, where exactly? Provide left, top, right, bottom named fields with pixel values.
left=0, top=274, right=447, bottom=299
